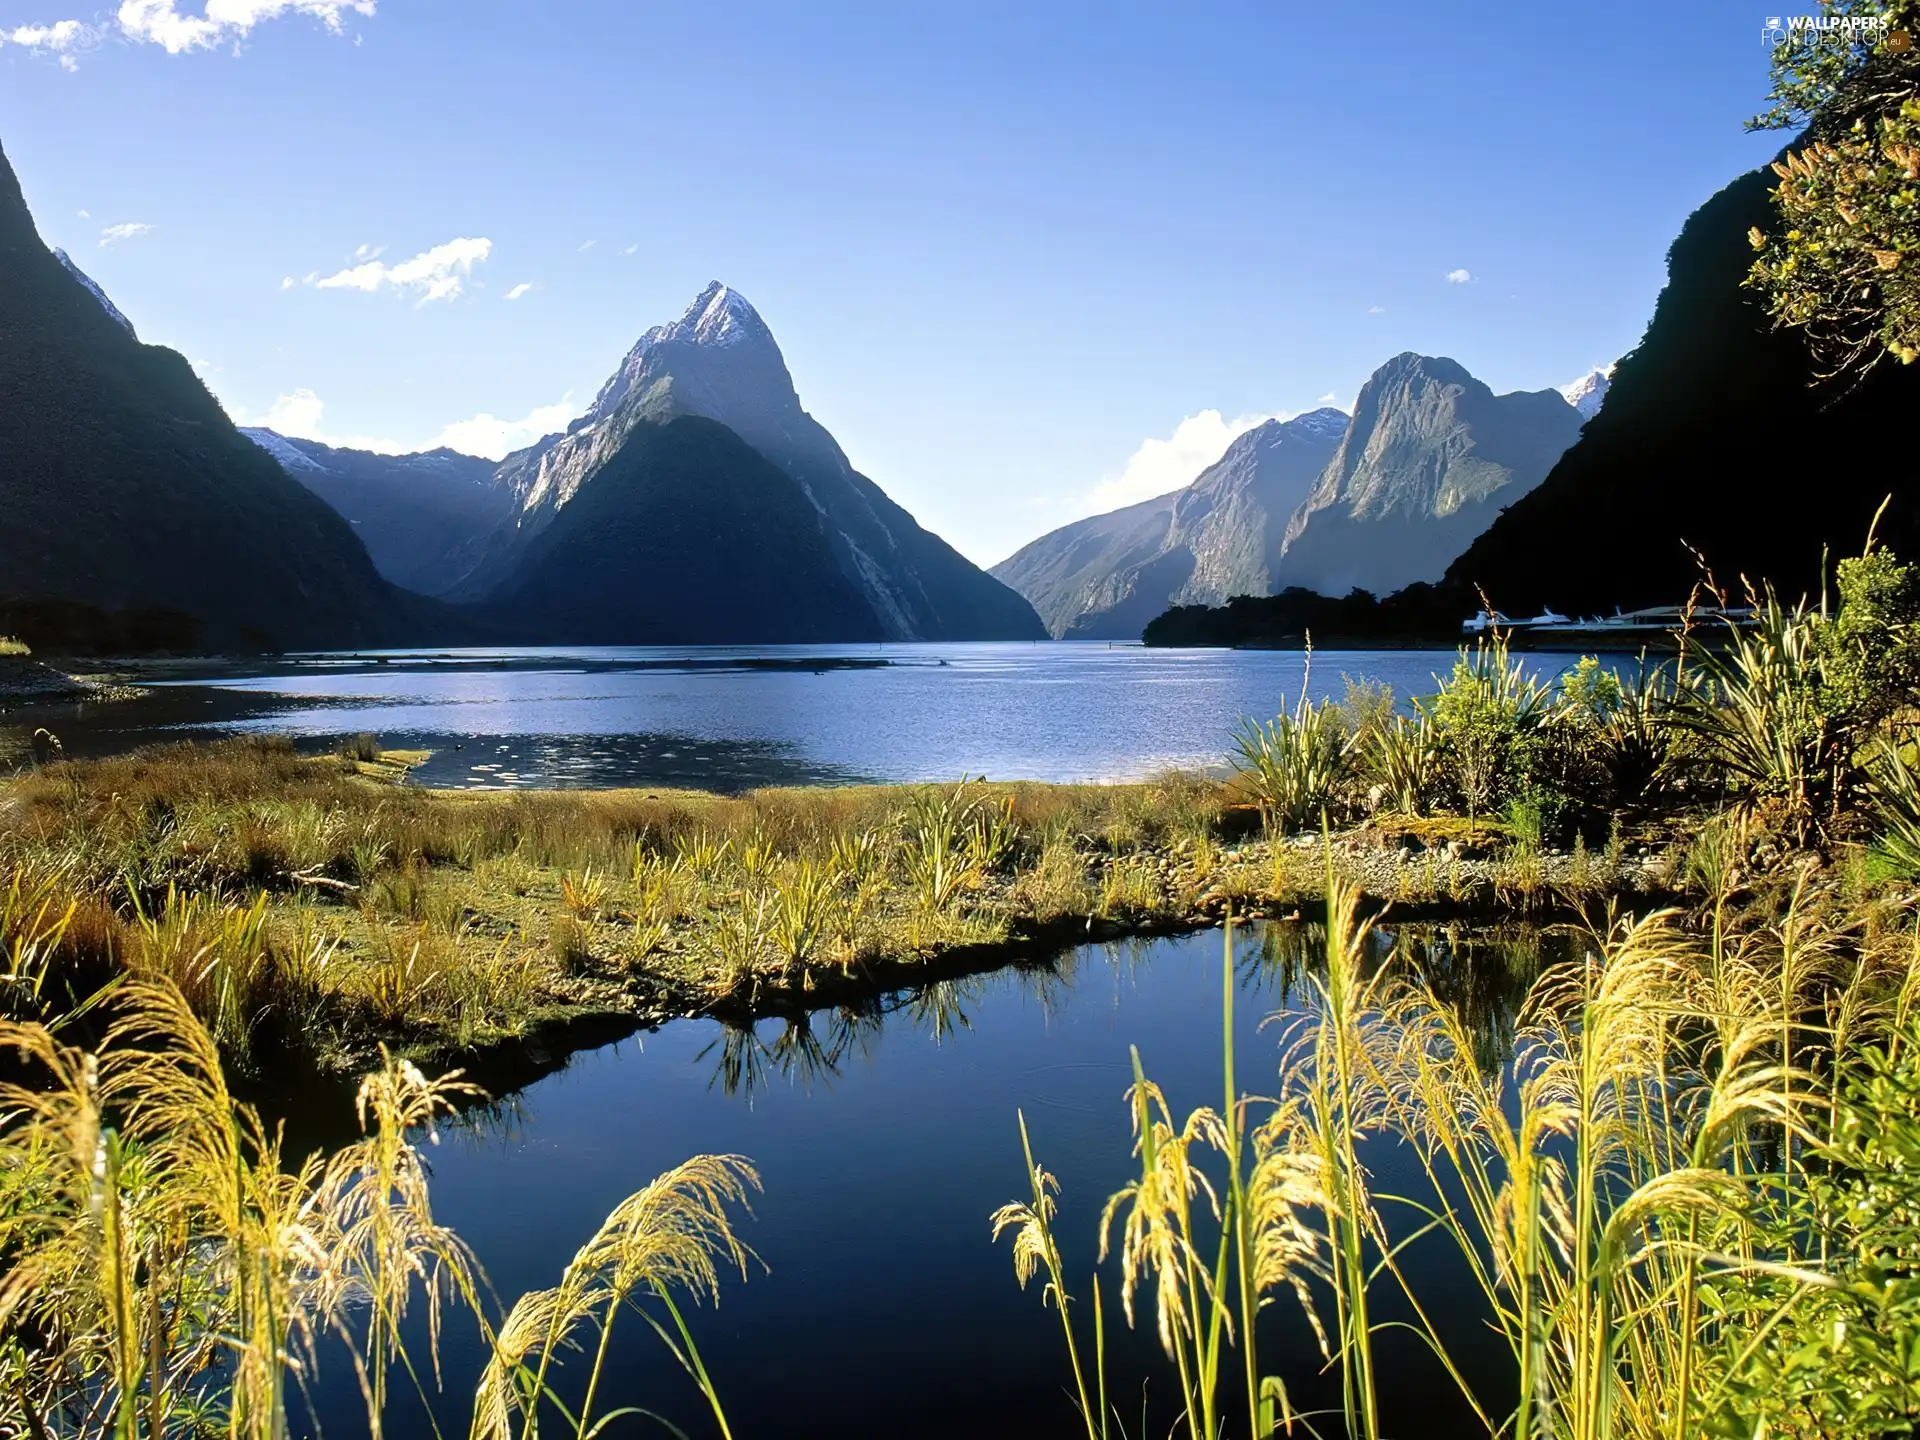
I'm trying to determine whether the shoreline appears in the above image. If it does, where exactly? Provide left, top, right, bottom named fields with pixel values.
left=0, top=735, right=1705, bottom=1094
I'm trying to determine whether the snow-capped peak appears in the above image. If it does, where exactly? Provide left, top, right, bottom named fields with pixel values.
left=1560, top=366, right=1613, bottom=419
left=1286, top=407, right=1351, bottom=440
left=239, top=427, right=329, bottom=474
left=585, top=282, right=783, bottom=424
left=53, top=247, right=136, bottom=340
left=684, top=281, right=763, bottom=347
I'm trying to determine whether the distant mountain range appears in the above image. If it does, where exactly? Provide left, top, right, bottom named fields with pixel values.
left=15, top=118, right=1902, bottom=658
left=990, top=409, right=1347, bottom=639
left=993, top=355, right=1584, bottom=638
left=0, top=139, right=425, bottom=650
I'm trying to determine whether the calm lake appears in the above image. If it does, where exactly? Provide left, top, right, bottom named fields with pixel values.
left=296, top=921, right=1560, bottom=1440
left=11, top=642, right=1594, bottom=790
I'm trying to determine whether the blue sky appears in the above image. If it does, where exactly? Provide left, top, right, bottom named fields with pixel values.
left=1, top=0, right=1786, bottom=566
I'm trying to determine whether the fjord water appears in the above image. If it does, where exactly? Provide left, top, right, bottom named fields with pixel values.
left=304, top=922, right=1552, bottom=1440
left=90, top=642, right=1595, bottom=790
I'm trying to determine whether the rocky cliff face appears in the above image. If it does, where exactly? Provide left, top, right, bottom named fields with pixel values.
left=0, top=138, right=420, bottom=649
left=242, top=431, right=511, bottom=597
left=990, top=409, right=1347, bottom=638
left=1277, top=354, right=1584, bottom=599
left=464, top=283, right=1044, bottom=641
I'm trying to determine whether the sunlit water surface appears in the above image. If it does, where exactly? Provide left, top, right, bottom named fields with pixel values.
left=8, top=643, right=1592, bottom=790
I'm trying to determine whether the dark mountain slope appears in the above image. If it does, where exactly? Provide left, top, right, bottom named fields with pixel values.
left=480, top=416, right=883, bottom=644
left=1446, top=165, right=1920, bottom=613
left=242, top=430, right=512, bottom=597
left=0, top=139, right=417, bottom=649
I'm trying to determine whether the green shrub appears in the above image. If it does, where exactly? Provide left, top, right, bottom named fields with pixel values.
left=1232, top=693, right=1349, bottom=834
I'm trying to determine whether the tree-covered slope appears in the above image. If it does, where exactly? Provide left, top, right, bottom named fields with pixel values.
left=0, top=139, right=415, bottom=649
left=1447, top=164, right=1920, bottom=614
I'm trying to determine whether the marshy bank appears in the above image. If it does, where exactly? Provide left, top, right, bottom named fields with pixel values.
left=0, top=734, right=1675, bottom=1083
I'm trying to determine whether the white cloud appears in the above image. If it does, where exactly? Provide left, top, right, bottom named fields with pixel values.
left=1445, top=268, right=1472, bottom=284
left=99, top=221, right=154, bottom=246
left=1083, top=409, right=1279, bottom=513
left=76, top=208, right=90, bottom=218
left=623, top=244, right=637, bottom=255
left=1366, top=305, right=1385, bottom=314
left=1317, top=391, right=1340, bottom=405
left=504, top=282, right=533, bottom=301
left=234, top=388, right=576, bottom=461
left=432, top=399, right=574, bottom=458
left=5, top=19, right=93, bottom=67
left=116, top=0, right=373, bottom=54
left=577, top=239, right=596, bottom=253
left=308, top=236, right=491, bottom=304
left=352, top=242, right=384, bottom=260
left=279, top=275, right=295, bottom=289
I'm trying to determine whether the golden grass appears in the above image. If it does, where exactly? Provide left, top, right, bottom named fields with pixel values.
left=0, top=977, right=756, bottom=1438
left=998, top=878, right=1920, bottom=1440
left=0, top=738, right=1247, bottom=1068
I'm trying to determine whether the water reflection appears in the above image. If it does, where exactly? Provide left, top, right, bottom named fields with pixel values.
left=695, top=920, right=1569, bottom=1101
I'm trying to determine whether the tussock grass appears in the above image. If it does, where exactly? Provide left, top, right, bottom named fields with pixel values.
left=1000, top=885, right=1920, bottom=1439
left=0, top=978, right=756, bottom=1438
left=0, top=740, right=1239, bottom=1066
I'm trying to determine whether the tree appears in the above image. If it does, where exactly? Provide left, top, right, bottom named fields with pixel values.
left=1746, top=0, right=1920, bottom=373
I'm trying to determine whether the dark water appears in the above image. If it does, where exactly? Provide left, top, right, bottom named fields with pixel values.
left=299, top=921, right=1560, bottom=1440
left=7, top=643, right=1593, bottom=790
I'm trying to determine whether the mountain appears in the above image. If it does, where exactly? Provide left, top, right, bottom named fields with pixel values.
left=241, top=430, right=512, bottom=596
left=1276, top=354, right=1585, bottom=599
left=1446, top=163, right=1920, bottom=615
left=1561, top=368, right=1611, bottom=419
left=0, top=138, right=418, bottom=649
left=989, top=409, right=1348, bottom=639
left=459, top=282, right=1044, bottom=641
left=477, top=415, right=882, bottom=643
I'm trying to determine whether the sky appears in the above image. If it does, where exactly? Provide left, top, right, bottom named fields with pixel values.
left=0, top=0, right=1789, bottom=567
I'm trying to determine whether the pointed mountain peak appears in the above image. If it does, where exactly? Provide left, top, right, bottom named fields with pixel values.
left=680, top=280, right=767, bottom=348
left=1372, top=352, right=1474, bottom=386
left=1560, top=366, right=1613, bottom=418
left=583, top=281, right=788, bottom=426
